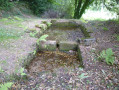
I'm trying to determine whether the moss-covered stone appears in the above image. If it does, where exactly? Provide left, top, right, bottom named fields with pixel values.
left=51, top=21, right=79, bottom=28
left=79, top=25, right=90, bottom=38
left=41, top=21, right=52, bottom=28
left=83, top=38, right=96, bottom=46
left=25, top=28, right=36, bottom=33
left=35, top=24, right=48, bottom=31
left=38, top=40, right=56, bottom=51
left=35, top=24, right=41, bottom=28
left=77, top=45, right=84, bottom=67
left=41, top=21, right=47, bottom=24
left=51, top=20, right=57, bottom=23
left=59, top=41, right=78, bottom=51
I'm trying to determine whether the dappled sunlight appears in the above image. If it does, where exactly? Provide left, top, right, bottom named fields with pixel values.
left=82, top=9, right=117, bottom=20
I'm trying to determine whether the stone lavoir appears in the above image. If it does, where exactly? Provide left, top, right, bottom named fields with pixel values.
left=24, top=19, right=96, bottom=75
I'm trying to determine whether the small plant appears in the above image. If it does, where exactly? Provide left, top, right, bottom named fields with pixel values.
left=29, top=31, right=38, bottom=37
left=0, top=66, right=4, bottom=73
left=38, top=34, right=48, bottom=41
left=98, top=48, right=115, bottom=65
left=37, top=34, right=48, bottom=45
left=0, top=82, right=13, bottom=90
left=114, top=34, right=119, bottom=41
left=33, top=50, right=37, bottom=55
left=103, top=27, right=108, bottom=31
left=46, top=22, right=52, bottom=27
left=15, top=67, right=26, bottom=76
left=79, top=73, right=89, bottom=80
left=19, top=68, right=26, bottom=76
left=0, top=18, right=8, bottom=22
left=13, top=16, right=23, bottom=21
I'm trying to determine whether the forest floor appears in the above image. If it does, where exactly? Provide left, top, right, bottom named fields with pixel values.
left=0, top=17, right=119, bottom=90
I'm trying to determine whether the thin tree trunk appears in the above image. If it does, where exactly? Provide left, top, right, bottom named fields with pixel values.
left=74, top=0, right=82, bottom=19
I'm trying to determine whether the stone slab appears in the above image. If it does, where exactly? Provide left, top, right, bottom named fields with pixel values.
left=38, top=40, right=57, bottom=51
left=59, top=41, right=78, bottom=51
left=84, top=38, right=96, bottom=46
left=77, top=45, right=84, bottom=67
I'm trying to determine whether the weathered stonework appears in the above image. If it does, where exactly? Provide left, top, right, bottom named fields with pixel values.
left=38, top=40, right=57, bottom=51
left=77, top=45, right=84, bottom=67
left=59, top=41, right=78, bottom=51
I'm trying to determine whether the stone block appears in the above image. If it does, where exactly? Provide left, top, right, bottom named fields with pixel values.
left=38, top=40, right=56, bottom=51
left=59, top=41, right=78, bottom=51
left=77, top=45, right=83, bottom=67
left=84, top=38, right=96, bottom=46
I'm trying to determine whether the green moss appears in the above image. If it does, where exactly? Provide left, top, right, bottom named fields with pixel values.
left=29, top=28, right=36, bottom=32
left=35, top=24, right=41, bottom=28
left=79, top=25, right=90, bottom=38
left=77, top=46, right=84, bottom=67
left=80, top=18, right=88, bottom=23
left=114, top=34, right=119, bottom=41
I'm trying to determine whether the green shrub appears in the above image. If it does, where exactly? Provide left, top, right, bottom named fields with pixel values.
left=25, top=0, right=52, bottom=15
left=98, top=48, right=115, bottom=65
left=0, top=0, right=12, bottom=10
left=114, top=34, right=119, bottom=41
left=0, top=82, right=13, bottom=90
left=103, top=27, right=108, bottom=31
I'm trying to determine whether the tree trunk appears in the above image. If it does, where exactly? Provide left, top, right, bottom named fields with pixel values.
left=74, top=0, right=82, bottom=19
left=73, top=0, right=95, bottom=19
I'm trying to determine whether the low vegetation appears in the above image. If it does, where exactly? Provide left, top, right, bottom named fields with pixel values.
left=98, top=48, right=115, bottom=65
left=0, top=28, right=21, bottom=41
left=0, top=82, right=13, bottom=90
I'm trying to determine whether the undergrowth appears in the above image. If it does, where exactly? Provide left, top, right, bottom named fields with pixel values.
left=114, top=34, right=119, bottom=41
left=103, top=27, right=108, bottom=31
left=0, top=82, right=13, bottom=90
left=98, top=48, right=115, bottom=65
left=0, top=16, right=24, bottom=27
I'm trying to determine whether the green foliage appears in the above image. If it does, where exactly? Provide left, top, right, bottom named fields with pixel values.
left=15, top=67, right=26, bottom=76
left=91, top=0, right=119, bottom=16
left=13, top=16, right=23, bottom=21
left=74, top=0, right=95, bottom=19
left=0, top=82, right=13, bottom=90
left=37, top=34, right=48, bottom=45
left=19, top=68, right=26, bottom=76
left=98, top=48, right=115, bottom=65
left=114, top=34, right=119, bottom=41
left=52, top=0, right=75, bottom=18
left=0, top=66, right=4, bottom=73
left=38, top=34, right=48, bottom=41
left=29, top=31, right=38, bottom=37
left=103, top=27, right=108, bottom=31
left=0, top=0, right=12, bottom=10
left=79, top=73, right=89, bottom=79
left=46, top=22, right=52, bottom=27
left=25, top=0, right=53, bottom=15
left=0, top=17, right=24, bottom=26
